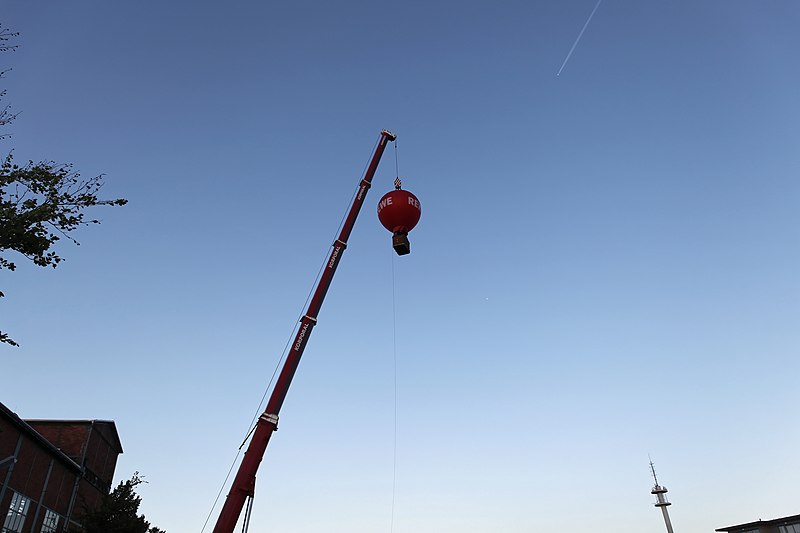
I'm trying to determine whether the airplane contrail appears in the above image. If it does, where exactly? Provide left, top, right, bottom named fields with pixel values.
left=557, top=0, right=604, bottom=77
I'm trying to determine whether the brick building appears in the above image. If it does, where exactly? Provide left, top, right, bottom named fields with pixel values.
left=0, top=402, right=123, bottom=532
left=717, top=514, right=800, bottom=533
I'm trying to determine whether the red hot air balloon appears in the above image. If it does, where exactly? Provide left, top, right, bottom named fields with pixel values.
left=377, top=178, right=421, bottom=255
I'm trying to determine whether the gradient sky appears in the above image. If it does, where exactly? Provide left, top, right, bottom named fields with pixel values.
left=3, top=2, right=799, bottom=532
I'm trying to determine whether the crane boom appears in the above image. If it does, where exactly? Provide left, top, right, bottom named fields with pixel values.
left=212, top=130, right=397, bottom=533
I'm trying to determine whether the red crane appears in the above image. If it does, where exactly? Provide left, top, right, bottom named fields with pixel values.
left=212, top=129, right=420, bottom=533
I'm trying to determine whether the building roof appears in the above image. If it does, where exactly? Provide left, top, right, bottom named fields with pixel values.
left=0, top=402, right=82, bottom=473
left=25, top=418, right=124, bottom=454
left=716, top=514, right=800, bottom=531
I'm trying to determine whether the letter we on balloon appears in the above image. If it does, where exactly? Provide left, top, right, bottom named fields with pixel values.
left=378, top=196, right=393, bottom=211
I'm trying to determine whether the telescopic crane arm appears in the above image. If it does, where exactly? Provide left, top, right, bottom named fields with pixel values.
left=212, top=130, right=397, bottom=533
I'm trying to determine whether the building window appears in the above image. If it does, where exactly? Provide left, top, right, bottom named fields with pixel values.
left=779, top=525, right=800, bottom=533
left=40, top=509, right=61, bottom=533
left=1, top=492, right=30, bottom=533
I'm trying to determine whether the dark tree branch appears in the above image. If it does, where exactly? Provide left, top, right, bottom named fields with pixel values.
left=1, top=154, right=127, bottom=346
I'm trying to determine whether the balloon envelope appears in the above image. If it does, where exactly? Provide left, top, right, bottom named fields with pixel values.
left=377, top=189, right=421, bottom=234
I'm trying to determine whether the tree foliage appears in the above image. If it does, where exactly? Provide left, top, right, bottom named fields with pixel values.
left=0, top=155, right=127, bottom=346
left=0, top=155, right=127, bottom=271
left=77, top=473, right=166, bottom=533
left=0, top=23, right=19, bottom=139
left=0, top=24, right=126, bottom=346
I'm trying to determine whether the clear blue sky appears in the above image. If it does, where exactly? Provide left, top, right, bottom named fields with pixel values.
left=3, top=1, right=799, bottom=532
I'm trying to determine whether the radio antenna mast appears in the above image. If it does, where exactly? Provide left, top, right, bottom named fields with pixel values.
left=649, top=457, right=675, bottom=533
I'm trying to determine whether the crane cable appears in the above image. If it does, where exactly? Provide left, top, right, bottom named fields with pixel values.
left=389, top=252, right=399, bottom=533
left=241, top=496, right=254, bottom=533
left=389, top=140, right=400, bottom=533
left=200, top=135, right=382, bottom=533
